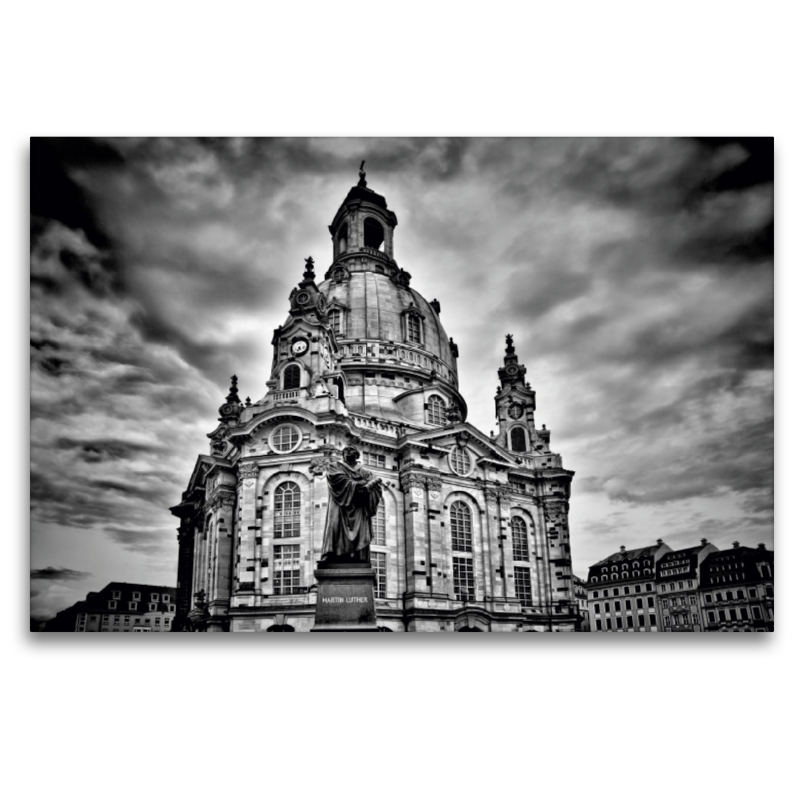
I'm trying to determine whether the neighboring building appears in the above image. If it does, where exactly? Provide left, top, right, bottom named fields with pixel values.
left=170, top=169, right=579, bottom=632
left=573, top=576, right=590, bottom=631
left=699, top=543, right=774, bottom=632
left=586, top=542, right=672, bottom=632
left=44, top=583, right=177, bottom=633
left=656, top=540, right=719, bottom=632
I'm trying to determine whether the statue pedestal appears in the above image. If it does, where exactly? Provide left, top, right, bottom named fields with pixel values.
left=311, top=562, right=379, bottom=632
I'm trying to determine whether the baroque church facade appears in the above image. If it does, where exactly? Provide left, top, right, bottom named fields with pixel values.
left=171, top=169, right=578, bottom=632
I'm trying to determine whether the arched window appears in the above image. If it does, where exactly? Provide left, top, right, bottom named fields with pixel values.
left=510, top=426, right=526, bottom=452
left=337, top=223, right=348, bottom=256
left=511, top=517, right=529, bottom=561
left=373, top=499, right=386, bottom=546
left=427, top=394, right=447, bottom=426
left=283, top=364, right=301, bottom=390
left=274, top=482, right=301, bottom=538
left=450, top=501, right=472, bottom=552
left=364, top=217, right=384, bottom=250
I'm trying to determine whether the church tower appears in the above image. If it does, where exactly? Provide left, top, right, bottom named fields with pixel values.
left=170, top=166, right=578, bottom=633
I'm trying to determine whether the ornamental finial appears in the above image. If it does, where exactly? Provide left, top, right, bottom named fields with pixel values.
left=303, top=256, right=315, bottom=281
left=226, top=374, right=241, bottom=404
left=358, top=160, right=367, bottom=188
left=505, top=333, right=515, bottom=354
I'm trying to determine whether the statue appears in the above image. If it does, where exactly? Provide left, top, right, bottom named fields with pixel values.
left=181, top=590, right=210, bottom=632
left=321, top=445, right=382, bottom=564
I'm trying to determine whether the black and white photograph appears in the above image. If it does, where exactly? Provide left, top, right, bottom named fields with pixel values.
left=30, top=137, right=773, bottom=633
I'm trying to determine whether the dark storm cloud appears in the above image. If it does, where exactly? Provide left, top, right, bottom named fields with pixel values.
left=104, top=526, right=175, bottom=555
left=31, top=567, right=92, bottom=582
left=55, top=437, right=162, bottom=462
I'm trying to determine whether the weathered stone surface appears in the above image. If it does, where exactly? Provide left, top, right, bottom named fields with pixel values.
left=311, top=564, right=378, bottom=632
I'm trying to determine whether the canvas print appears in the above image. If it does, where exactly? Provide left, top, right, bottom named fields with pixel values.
left=30, top=137, right=774, bottom=632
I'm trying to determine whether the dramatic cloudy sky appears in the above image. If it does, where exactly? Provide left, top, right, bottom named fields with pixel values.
left=30, top=137, right=773, bottom=621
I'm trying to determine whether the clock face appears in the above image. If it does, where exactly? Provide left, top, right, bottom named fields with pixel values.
left=296, top=291, right=310, bottom=305
left=506, top=364, right=519, bottom=376
left=508, top=404, right=523, bottom=420
left=291, top=339, right=309, bottom=356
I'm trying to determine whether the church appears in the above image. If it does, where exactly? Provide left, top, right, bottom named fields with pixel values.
left=170, top=167, right=579, bottom=632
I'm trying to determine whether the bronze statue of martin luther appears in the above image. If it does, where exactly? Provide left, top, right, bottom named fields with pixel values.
left=320, top=445, right=383, bottom=564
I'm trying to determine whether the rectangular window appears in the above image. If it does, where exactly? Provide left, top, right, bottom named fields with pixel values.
left=707, top=611, right=716, bottom=623
left=692, top=613, right=698, bottom=624
left=407, top=314, right=421, bottom=344
left=362, top=452, right=386, bottom=468
left=603, top=589, right=609, bottom=597
left=514, top=566, right=533, bottom=607
left=752, top=606, right=763, bottom=620
left=604, top=602, right=610, bottom=613
left=452, top=557, right=475, bottom=602
left=132, top=592, right=140, bottom=600
left=765, top=586, right=773, bottom=597
left=273, top=544, right=302, bottom=595
left=687, top=579, right=693, bottom=588
left=646, top=583, right=653, bottom=591
left=151, top=593, right=158, bottom=602
left=665, top=615, right=671, bottom=626
left=638, top=615, right=645, bottom=628
left=371, top=552, right=387, bottom=599
left=148, top=603, right=156, bottom=611
left=108, top=601, right=117, bottom=610
left=718, top=609, right=727, bottom=622
left=330, top=309, right=342, bottom=336
left=678, top=581, right=684, bottom=589
left=594, top=603, right=601, bottom=613
left=614, top=601, right=621, bottom=612
left=615, top=617, right=624, bottom=630
left=636, top=598, right=643, bottom=609
left=649, top=614, right=657, bottom=626
left=625, top=599, right=632, bottom=610
left=372, top=501, right=386, bottom=546
left=740, top=607, right=749, bottom=620
left=748, top=587, right=757, bottom=598
left=112, top=591, right=121, bottom=600
left=128, top=601, right=137, bottom=610
left=624, top=586, right=630, bottom=595
left=648, top=597, right=654, bottom=608
left=613, top=588, right=619, bottom=596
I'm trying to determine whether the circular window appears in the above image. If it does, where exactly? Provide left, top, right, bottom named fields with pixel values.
left=296, top=291, right=310, bottom=305
left=449, top=446, right=472, bottom=476
left=269, top=424, right=302, bottom=453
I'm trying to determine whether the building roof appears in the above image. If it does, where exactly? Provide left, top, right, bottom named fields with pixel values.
left=592, top=544, right=662, bottom=567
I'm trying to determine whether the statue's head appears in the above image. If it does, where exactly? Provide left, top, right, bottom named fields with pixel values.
left=342, top=445, right=360, bottom=464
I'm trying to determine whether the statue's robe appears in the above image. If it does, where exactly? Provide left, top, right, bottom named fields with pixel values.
left=322, top=461, right=382, bottom=559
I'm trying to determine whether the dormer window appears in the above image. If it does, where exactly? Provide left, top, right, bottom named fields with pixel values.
left=329, top=308, right=344, bottom=337
left=402, top=307, right=424, bottom=346
left=426, top=394, right=447, bottom=426
left=364, top=217, right=384, bottom=251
